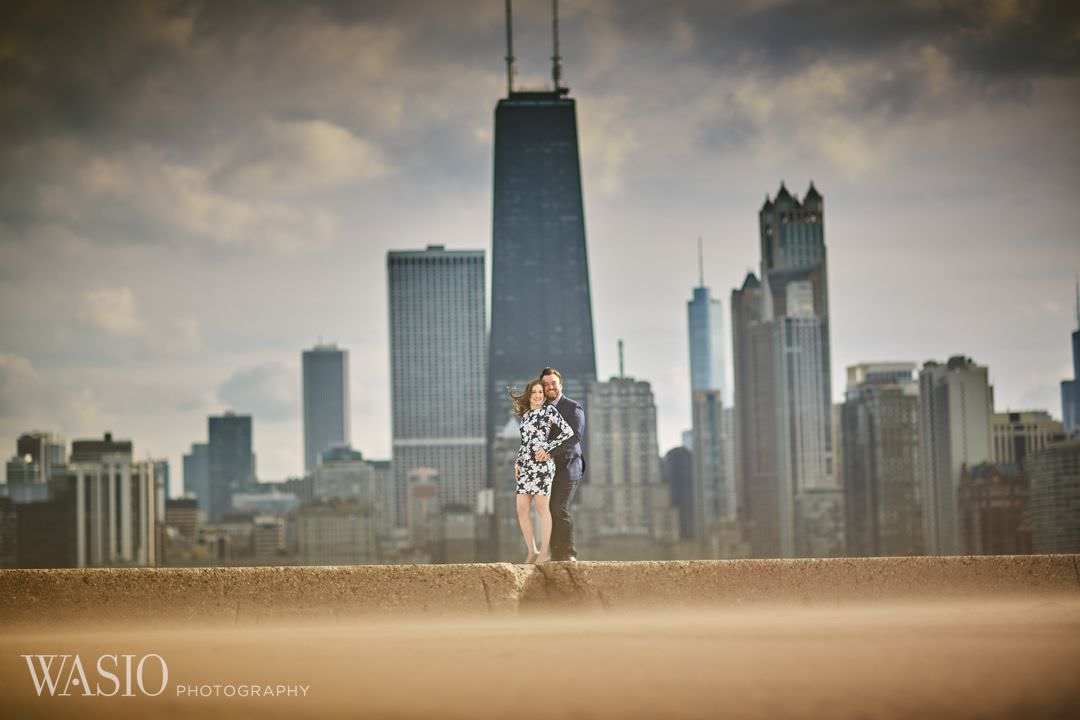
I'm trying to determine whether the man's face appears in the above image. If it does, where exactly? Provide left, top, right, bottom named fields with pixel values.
left=541, top=374, right=562, bottom=400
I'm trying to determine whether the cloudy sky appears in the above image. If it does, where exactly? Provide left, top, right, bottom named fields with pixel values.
left=2, top=0, right=1078, bottom=489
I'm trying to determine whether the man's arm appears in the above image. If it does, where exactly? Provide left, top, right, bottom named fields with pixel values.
left=549, top=401, right=584, bottom=458
left=535, top=401, right=584, bottom=462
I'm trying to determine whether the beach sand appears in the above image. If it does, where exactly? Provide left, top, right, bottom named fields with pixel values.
left=3, top=597, right=1078, bottom=719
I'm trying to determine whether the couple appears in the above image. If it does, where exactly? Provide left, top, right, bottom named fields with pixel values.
left=509, top=366, right=585, bottom=564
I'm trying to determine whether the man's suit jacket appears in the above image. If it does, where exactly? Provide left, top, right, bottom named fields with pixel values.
left=547, top=395, right=585, bottom=471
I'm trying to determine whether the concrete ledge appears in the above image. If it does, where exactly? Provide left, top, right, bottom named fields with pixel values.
left=0, top=563, right=534, bottom=626
left=2, top=555, right=1077, bottom=626
left=528, top=555, right=1080, bottom=609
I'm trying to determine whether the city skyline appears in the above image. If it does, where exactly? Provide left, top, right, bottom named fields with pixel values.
left=1, top=1, right=1078, bottom=486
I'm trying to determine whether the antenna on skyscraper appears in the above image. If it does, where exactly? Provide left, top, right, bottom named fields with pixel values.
left=1075, top=276, right=1079, bottom=330
left=698, top=237, right=704, bottom=287
left=552, top=0, right=566, bottom=94
left=505, top=0, right=516, bottom=95
left=618, top=339, right=625, bottom=378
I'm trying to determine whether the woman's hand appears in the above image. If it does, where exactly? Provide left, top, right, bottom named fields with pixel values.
left=514, top=464, right=520, bottom=480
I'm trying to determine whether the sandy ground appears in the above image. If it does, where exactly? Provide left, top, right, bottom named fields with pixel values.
left=3, top=598, right=1078, bottom=719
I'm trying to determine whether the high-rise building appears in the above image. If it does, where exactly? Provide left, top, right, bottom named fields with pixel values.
left=492, top=417, right=526, bottom=562
left=731, top=272, right=780, bottom=557
left=957, top=462, right=1030, bottom=555
left=367, top=459, right=394, bottom=540
left=842, top=363, right=923, bottom=557
left=1060, top=283, right=1080, bottom=436
left=388, top=245, right=485, bottom=526
left=487, top=83, right=597, bottom=491
left=405, top=468, right=440, bottom=558
left=578, top=377, right=678, bottom=559
left=302, top=344, right=350, bottom=475
left=432, top=504, right=481, bottom=564
left=14, top=431, right=66, bottom=483
left=0, top=497, right=17, bottom=567
left=164, top=498, right=198, bottom=542
left=662, top=446, right=694, bottom=541
left=252, top=515, right=285, bottom=564
left=182, top=442, right=209, bottom=520
left=731, top=183, right=835, bottom=558
left=688, top=259, right=726, bottom=397
left=687, top=248, right=730, bottom=547
left=5, top=457, right=50, bottom=503
left=918, top=356, right=993, bottom=555
left=295, top=499, right=378, bottom=565
left=992, top=411, right=1066, bottom=467
left=1027, top=439, right=1080, bottom=553
left=208, top=413, right=254, bottom=523
left=692, top=389, right=732, bottom=532
left=70, top=432, right=132, bottom=462
left=67, top=433, right=159, bottom=567
left=152, top=459, right=169, bottom=521
left=314, top=445, right=380, bottom=509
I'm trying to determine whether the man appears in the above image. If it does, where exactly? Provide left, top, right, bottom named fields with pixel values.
left=533, top=367, right=585, bottom=561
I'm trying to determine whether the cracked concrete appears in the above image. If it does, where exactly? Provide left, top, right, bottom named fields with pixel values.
left=1, top=555, right=1077, bottom=627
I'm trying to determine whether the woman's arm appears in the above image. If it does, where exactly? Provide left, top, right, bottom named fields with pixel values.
left=542, top=406, right=574, bottom=452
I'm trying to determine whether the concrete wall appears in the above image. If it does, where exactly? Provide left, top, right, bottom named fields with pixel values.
left=2, top=555, right=1077, bottom=626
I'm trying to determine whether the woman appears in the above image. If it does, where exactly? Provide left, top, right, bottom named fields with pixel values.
left=509, top=379, right=574, bottom=564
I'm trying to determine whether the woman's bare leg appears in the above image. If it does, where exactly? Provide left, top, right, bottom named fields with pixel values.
left=534, top=494, right=552, bottom=563
left=516, top=494, right=538, bottom=563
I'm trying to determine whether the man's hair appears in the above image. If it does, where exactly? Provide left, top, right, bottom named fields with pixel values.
left=539, top=367, right=563, bottom=382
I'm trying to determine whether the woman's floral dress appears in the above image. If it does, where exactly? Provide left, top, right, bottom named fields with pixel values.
left=515, top=404, right=574, bottom=496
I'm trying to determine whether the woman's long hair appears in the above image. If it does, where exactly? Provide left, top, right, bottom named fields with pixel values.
left=508, top=379, right=544, bottom=418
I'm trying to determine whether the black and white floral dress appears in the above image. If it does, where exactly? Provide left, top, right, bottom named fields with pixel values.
left=515, top=404, right=574, bottom=496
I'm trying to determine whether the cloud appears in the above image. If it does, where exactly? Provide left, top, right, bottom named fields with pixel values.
left=75, top=285, right=201, bottom=355
left=217, top=363, right=298, bottom=422
left=0, top=353, right=116, bottom=443
left=212, top=118, right=391, bottom=197
left=579, top=95, right=639, bottom=196
left=79, top=286, right=144, bottom=338
left=2, top=139, right=340, bottom=254
left=0, top=353, right=39, bottom=419
left=149, top=315, right=203, bottom=355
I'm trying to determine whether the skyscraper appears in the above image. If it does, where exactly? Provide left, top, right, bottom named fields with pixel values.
left=68, top=433, right=159, bottom=567
left=14, top=431, right=65, bottom=483
left=842, top=363, right=923, bottom=557
left=1028, top=439, right=1080, bottom=553
left=182, top=442, right=209, bottom=520
left=692, top=389, right=732, bottom=534
left=662, top=446, right=694, bottom=541
left=688, top=248, right=726, bottom=397
left=388, top=245, right=486, bottom=526
left=991, top=411, right=1065, bottom=467
left=918, top=356, right=993, bottom=555
left=302, top=344, right=350, bottom=475
left=208, top=412, right=254, bottom=523
left=731, top=272, right=779, bottom=557
left=487, top=73, right=597, bottom=488
left=1060, top=283, right=1080, bottom=436
left=731, top=183, right=836, bottom=558
left=687, top=245, right=729, bottom=545
left=578, top=376, right=678, bottom=559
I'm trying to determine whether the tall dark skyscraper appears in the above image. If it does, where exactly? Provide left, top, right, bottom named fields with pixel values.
left=1061, top=282, right=1080, bottom=436
left=302, top=343, right=350, bottom=476
left=208, top=412, right=254, bottom=523
left=487, top=18, right=597, bottom=486
left=731, top=183, right=841, bottom=558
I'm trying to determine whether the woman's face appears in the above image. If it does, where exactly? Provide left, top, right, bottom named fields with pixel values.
left=529, top=383, right=545, bottom=409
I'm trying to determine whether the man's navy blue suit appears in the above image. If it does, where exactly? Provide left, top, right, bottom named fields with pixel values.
left=545, top=394, right=585, bottom=561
